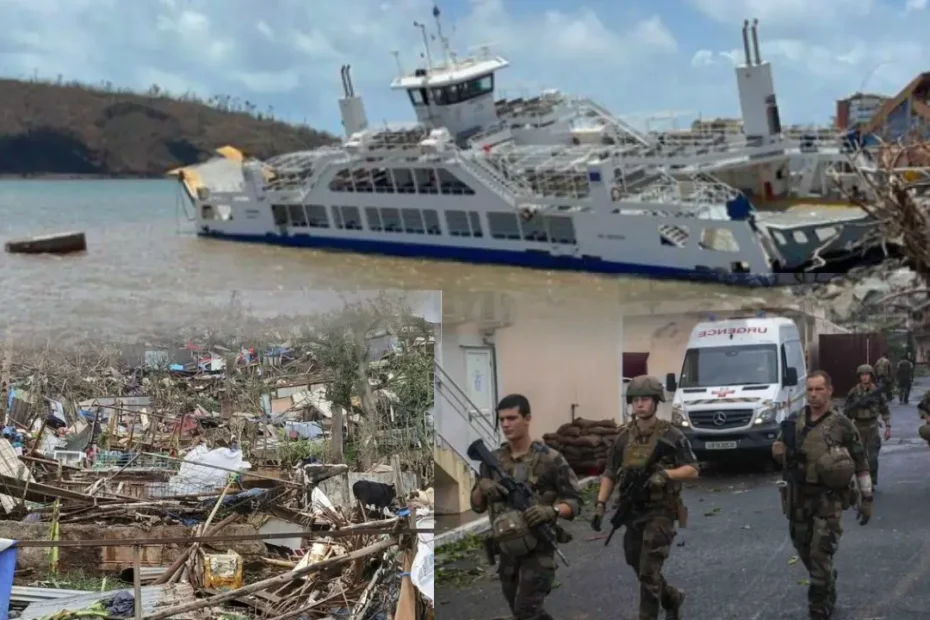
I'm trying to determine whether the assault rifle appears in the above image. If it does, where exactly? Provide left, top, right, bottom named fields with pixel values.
left=467, top=439, right=569, bottom=566
left=776, top=418, right=801, bottom=517
left=842, top=387, right=884, bottom=417
left=604, top=441, right=674, bottom=547
left=779, top=418, right=802, bottom=482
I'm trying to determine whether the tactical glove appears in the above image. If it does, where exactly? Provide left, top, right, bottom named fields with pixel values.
left=645, top=469, right=670, bottom=489
left=591, top=502, right=606, bottom=531
left=477, top=478, right=508, bottom=502
left=858, top=495, right=873, bottom=525
left=524, top=504, right=558, bottom=527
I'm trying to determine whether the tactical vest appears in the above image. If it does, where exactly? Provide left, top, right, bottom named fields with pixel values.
left=793, top=410, right=851, bottom=487
left=489, top=442, right=551, bottom=558
left=617, top=419, right=681, bottom=512
left=874, top=358, right=891, bottom=377
left=848, top=385, right=881, bottom=422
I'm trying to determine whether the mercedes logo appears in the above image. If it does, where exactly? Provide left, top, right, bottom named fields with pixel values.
left=712, top=412, right=728, bottom=426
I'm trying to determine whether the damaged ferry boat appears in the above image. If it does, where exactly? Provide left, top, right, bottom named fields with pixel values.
left=170, top=15, right=885, bottom=286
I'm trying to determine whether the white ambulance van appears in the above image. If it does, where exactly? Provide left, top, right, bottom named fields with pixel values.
left=665, top=317, right=808, bottom=461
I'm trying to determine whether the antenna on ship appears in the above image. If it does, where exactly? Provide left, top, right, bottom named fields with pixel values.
left=432, top=4, right=453, bottom=68
left=413, top=20, right=434, bottom=73
left=391, top=50, right=404, bottom=78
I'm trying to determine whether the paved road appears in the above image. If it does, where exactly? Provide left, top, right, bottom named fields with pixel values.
left=436, top=380, right=930, bottom=620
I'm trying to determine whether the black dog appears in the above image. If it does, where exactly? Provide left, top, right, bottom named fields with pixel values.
left=352, top=480, right=396, bottom=513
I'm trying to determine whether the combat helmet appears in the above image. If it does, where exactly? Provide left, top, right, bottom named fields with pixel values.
left=857, top=364, right=875, bottom=377
left=919, top=424, right=930, bottom=443
left=626, top=375, right=666, bottom=404
left=816, top=446, right=856, bottom=490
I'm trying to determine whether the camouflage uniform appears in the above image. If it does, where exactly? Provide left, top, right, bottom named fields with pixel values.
left=874, top=356, right=893, bottom=401
left=896, top=359, right=914, bottom=404
left=471, top=441, right=582, bottom=620
left=604, top=418, right=697, bottom=620
left=843, top=368, right=889, bottom=484
left=777, top=406, right=868, bottom=620
left=917, top=391, right=930, bottom=447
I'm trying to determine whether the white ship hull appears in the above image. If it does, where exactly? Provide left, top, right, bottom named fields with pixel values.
left=193, top=181, right=774, bottom=286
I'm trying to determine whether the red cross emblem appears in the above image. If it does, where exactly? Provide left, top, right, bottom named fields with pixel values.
left=713, top=388, right=735, bottom=398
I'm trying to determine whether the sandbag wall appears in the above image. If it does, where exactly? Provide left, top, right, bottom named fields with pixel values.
left=542, top=417, right=619, bottom=476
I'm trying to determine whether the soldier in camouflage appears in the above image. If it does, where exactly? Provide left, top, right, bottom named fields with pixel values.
left=896, top=357, right=915, bottom=404
left=471, top=394, right=583, bottom=620
left=590, top=376, right=699, bottom=620
left=917, top=389, right=930, bottom=448
left=842, top=364, right=891, bottom=486
left=773, top=370, right=873, bottom=620
left=874, top=355, right=893, bottom=401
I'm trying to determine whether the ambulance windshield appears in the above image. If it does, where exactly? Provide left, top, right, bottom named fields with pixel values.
left=679, top=344, right=779, bottom=388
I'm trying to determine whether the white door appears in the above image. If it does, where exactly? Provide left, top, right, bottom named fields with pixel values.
left=464, top=348, right=495, bottom=421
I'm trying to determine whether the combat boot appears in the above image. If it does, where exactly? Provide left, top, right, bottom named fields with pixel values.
left=663, top=589, right=684, bottom=620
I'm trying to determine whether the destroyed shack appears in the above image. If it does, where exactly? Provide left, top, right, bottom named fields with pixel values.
left=0, top=312, right=436, bottom=619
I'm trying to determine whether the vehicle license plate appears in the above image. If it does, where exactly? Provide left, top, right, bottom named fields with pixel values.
left=704, top=441, right=738, bottom=450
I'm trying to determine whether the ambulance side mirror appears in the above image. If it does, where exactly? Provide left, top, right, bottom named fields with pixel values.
left=784, top=367, right=798, bottom=387
left=665, top=373, right=677, bottom=393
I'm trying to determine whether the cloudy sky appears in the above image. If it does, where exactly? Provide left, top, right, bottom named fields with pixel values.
left=1, top=0, right=928, bottom=134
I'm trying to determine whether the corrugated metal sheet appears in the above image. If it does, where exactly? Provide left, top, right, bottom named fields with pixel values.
left=11, top=586, right=93, bottom=604
left=19, top=583, right=194, bottom=620
left=818, top=332, right=888, bottom=396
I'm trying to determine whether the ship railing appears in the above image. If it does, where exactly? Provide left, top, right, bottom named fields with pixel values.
left=466, top=121, right=512, bottom=148
left=454, top=147, right=539, bottom=205
left=571, top=97, right=654, bottom=147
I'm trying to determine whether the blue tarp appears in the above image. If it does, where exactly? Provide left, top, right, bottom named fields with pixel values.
left=726, top=194, right=754, bottom=221
left=0, top=539, right=17, bottom=620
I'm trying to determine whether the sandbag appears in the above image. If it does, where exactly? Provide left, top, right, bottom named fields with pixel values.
left=556, top=423, right=582, bottom=437
left=575, top=435, right=603, bottom=449
left=575, top=418, right=617, bottom=433
left=542, top=433, right=561, bottom=443
left=589, top=426, right=620, bottom=436
left=572, top=459, right=599, bottom=470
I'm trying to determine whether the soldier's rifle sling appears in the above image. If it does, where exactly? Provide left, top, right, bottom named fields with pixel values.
left=466, top=439, right=570, bottom=566
left=604, top=441, right=672, bottom=547
left=843, top=389, right=881, bottom=416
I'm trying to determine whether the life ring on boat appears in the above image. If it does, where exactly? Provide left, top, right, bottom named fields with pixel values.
left=610, top=187, right=622, bottom=201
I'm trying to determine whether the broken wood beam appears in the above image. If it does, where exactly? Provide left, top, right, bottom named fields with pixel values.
left=17, top=517, right=407, bottom=548
left=151, top=512, right=239, bottom=585
left=143, top=536, right=399, bottom=620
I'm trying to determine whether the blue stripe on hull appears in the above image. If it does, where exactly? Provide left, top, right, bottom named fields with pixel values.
left=198, top=230, right=776, bottom=287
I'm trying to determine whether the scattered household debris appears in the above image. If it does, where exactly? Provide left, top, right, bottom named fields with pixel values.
left=4, top=232, right=87, bottom=255
left=0, top=307, right=436, bottom=619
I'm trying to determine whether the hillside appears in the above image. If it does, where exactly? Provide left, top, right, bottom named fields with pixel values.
left=0, top=78, right=339, bottom=176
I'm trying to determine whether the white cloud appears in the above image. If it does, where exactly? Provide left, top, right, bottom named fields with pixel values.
left=232, top=69, right=301, bottom=94
left=687, top=0, right=874, bottom=27
left=1, top=0, right=930, bottom=130
left=256, top=20, right=274, bottom=40
left=691, top=50, right=716, bottom=67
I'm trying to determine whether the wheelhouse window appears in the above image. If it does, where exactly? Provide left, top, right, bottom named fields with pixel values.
left=430, top=74, right=495, bottom=106
left=408, top=88, right=429, bottom=107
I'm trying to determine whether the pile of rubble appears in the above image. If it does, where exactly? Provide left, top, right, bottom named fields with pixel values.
left=789, top=262, right=922, bottom=324
left=0, top=327, right=436, bottom=619
left=542, top=418, right=619, bottom=476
